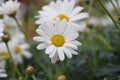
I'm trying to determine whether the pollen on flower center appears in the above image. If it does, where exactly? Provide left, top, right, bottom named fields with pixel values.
left=51, top=34, right=65, bottom=47
left=54, top=14, right=70, bottom=22
left=15, top=46, right=21, bottom=54
left=0, top=51, right=9, bottom=57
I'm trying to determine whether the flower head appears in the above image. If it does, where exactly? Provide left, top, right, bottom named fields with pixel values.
left=0, top=0, right=20, bottom=17
left=33, top=18, right=81, bottom=63
left=35, top=0, right=88, bottom=31
left=9, top=39, right=32, bottom=64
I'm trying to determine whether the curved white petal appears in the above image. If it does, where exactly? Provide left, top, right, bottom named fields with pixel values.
left=37, top=43, right=47, bottom=50
left=63, top=47, right=72, bottom=59
left=71, top=13, right=89, bottom=21
left=49, top=47, right=57, bottom=58
left=51, top=53, right=58, bottom=64
left=65, top=33, right=79, bottom=41
left=45, top=45, right=55, bottom=54
left=64, top=43, right=78, bottom=50
left=57, top=48, right=65, bottom=61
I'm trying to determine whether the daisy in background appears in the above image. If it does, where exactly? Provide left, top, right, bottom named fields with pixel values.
left=0, top=19, right=4, bottom=41
left=0, top=0, right=20, bottom=17
left=87, top=15, right=113, bottom=27
left=9, top=39, right=32, bottom=64
left=35, top=0, right=89, bottom=32
left=105, top=0, right=120, bottom=14
left=33, top=18, right=81, bottom=63
left=0, top=39, right=32, bottom=65
left=3, top=11, right=22, bottom=29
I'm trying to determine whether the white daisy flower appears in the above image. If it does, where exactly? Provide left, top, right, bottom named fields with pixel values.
left=0, top=19, right=4, bottom=41
left=35, top=0, right=89, bottom=32
left=33, top=18, right=81, bottom=63
left=9, top=40, right=32, bottom=64
left=0, top=0, right=20, bottom=16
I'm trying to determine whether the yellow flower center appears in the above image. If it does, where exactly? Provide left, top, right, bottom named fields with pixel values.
left=51, top=34, right=65, bottom=47
left=54, top=14, right=70, bottom=22
left=0, top=51, right=9, bottom=57
left=15, top=46, right=21, bottom=54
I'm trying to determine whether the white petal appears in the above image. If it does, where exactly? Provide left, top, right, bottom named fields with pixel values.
left=69, top=49, right=78, bottom=55
left=69, top=7, right=83, bottom=17
left=37, top=43, right=47, bottom=50
left=65, top=33, right=79, bottom=41
left=36, top=29, right=49, bottom=39
left=51, top=53, right=58, bottom=64
left=22, top=51, right=32, bottom=59
left=0, top=73, right=7, bottom=77
left=63, top=47, right=72, bottom=59
left=71, top=22, right=86, bottom=32
left=70, top=40, right=82, bottom=46
left=33, top=36, right=45, bottom=42
left=71, top=13, right=89, bottom=21
left=58, top=20, right=67, bottom=34
left=66, top=0, right=76, bottom=13
left=49, top=47, right=57, bottom=58
left=45, top=45, right=55, bottom=54
left=14, top=55, right=23, bottom=64
left=57, top=48, right=65, bottom=61
left=55, top=18, right=61, bottom=32
left=20, top=44, right=30, bottom=49
left=64, top=43, right=78, bottom=50
left=63, top=23, right=77, bottom=35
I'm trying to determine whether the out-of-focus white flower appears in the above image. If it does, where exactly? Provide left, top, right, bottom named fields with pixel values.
left=0, top=19, right=4, bottom=41
left=0, top=0, right=4, bottom=5
left=0, top=0, right=20, bottom=16
left=87, top=15, right=113, bottom=27
left=35, top=0, right=88, bottom=32
left=9, top=29, right=25, bottom=43
left=0, top=39, right=32, bottom=65
left=9, top=39, right=32, bottom=64
left=105, top=0, right=120, bottom=14
left=3, top=15, right=22, bottom=29
left=33, top=18, right=81, bottom=63
left=0, top=69, right=7, bottom=78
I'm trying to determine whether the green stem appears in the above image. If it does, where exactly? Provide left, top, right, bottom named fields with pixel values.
left=98, top=0, right=120, bottom=31
left=110, top=0, right=120, bottom=15
left=5, top=42, right=21, bottom=77
left=31, top=74, right=37, bottom=80
left=13, top=17, right=28, bottom=42
left=88, top=0, right=94, bottom=15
